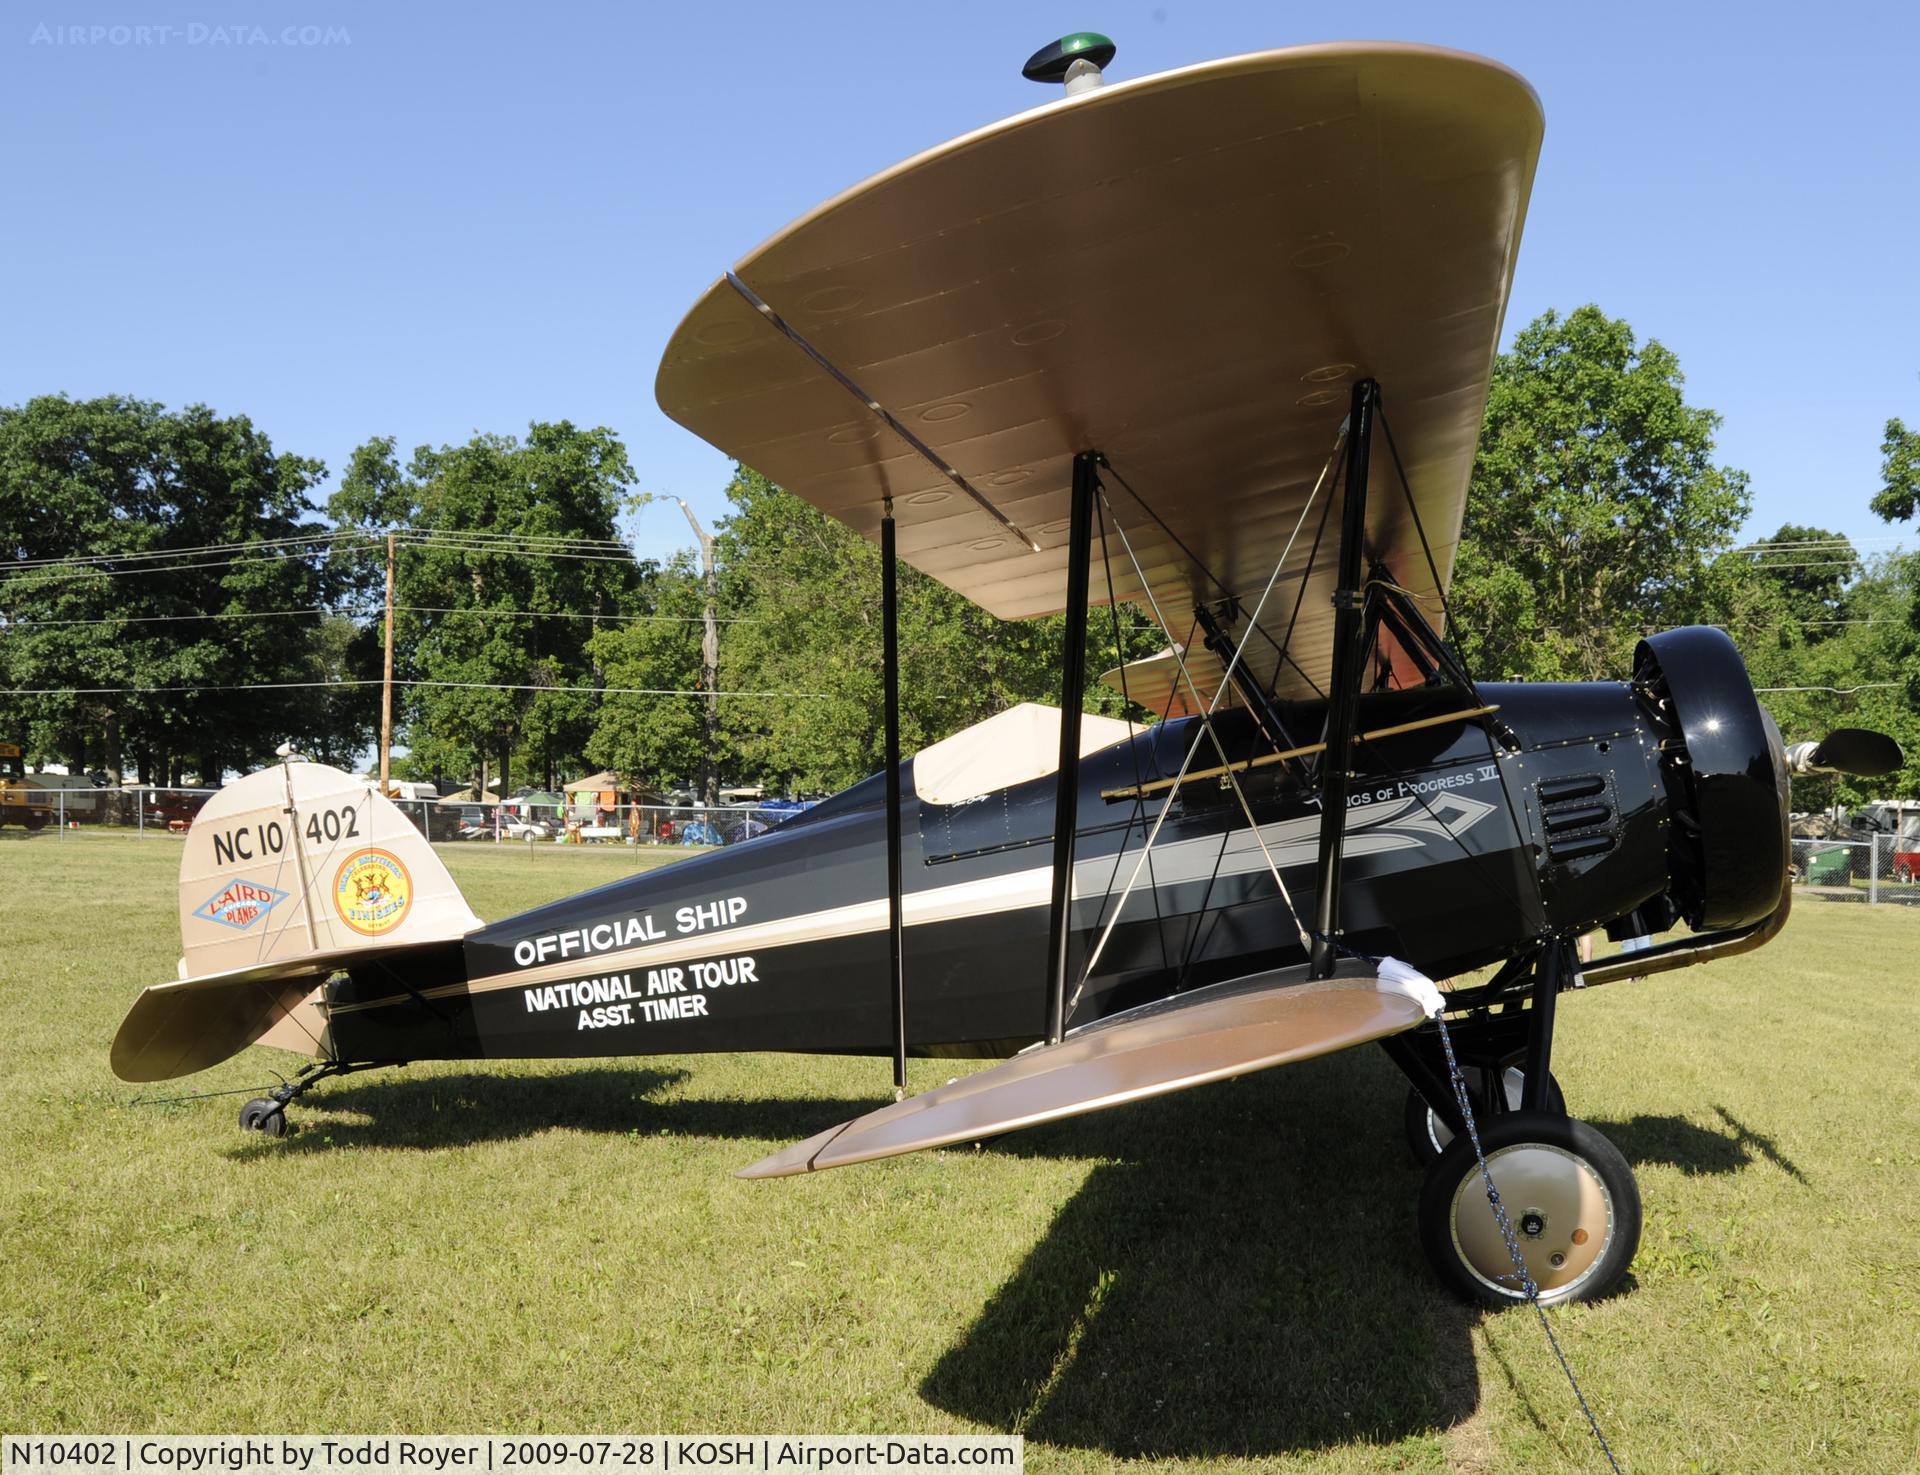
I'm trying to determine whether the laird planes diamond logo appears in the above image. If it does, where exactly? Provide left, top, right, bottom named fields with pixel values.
left=193, top=879, right=289, bottom=931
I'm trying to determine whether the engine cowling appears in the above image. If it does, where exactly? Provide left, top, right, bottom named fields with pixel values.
left=1633, top=627, right=1789, bottom=930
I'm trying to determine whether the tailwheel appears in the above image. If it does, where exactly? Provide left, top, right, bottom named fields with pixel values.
left=1419, top=1109, right=1640, bottom=1307
left=238, top=1097, right=289, bottom=1138
left=1403, top=1067, right=1564, bottom=1165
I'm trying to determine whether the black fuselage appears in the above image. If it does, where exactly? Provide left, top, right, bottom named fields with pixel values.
left=323, top=631, right=1789, bottom=1069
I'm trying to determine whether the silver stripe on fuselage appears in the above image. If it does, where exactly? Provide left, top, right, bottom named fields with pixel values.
left=328, top=790, right=1496, bottom=1013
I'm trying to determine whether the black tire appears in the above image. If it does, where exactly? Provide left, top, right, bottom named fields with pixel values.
left=1419, top=1109, right=1640, bottom=1307
left=238, top=1097, right=287, bottom=1136
left=1403, top=1067, right=1565, bottom=1165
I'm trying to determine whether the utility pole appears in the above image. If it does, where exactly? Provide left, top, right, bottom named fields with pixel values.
left=379, top=532, right=396, bottom=796
left=677, top=499, right=721, bottom=807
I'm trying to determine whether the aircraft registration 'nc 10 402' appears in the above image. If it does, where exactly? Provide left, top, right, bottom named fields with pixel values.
left=112, top=35, right=1900, bottom=1310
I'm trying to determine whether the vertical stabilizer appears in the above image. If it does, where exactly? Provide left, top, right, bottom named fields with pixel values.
left=177, top=761, right=480, bottom=980
left=111, top=762, right=481, bottom=1083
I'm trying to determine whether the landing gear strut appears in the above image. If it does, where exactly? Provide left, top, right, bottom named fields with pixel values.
left=1386, top=940, right=1643, bottom=1305
left=236, top=1059, right=401, bottom=1138
left=1401, top=1065, right=1564, bottom=1164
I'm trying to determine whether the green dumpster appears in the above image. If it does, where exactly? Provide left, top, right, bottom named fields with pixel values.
left=1801, top=846, right=1852, bottom=885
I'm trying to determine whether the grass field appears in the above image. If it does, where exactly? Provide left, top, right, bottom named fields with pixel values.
left=3, top=832, right=1917, bottom=1473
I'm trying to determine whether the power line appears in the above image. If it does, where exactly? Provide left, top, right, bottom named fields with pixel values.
left=0, top=543, right=384, bottom=586
left=396, top=604, right=757, bottom=624
left=2, top=524, right=641, bottom=569
left=1, top=605, right=361, bottom=628
left=0, top=531, right=659, bottom=586
left=389, top=537, right=646, bottom=566
left=1506, top=616, right=1899, bottom=637
left=8, top=525, right=1908, bottom=572
left=2, top=531, right=348, bottom=570
left=0, top=604, right=759, bottom=629
left=3, top=678, right=824, bottom=698
left=1754, top=682, right=1904, bottom=695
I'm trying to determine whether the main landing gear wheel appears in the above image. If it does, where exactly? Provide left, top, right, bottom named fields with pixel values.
left=1419, top=1109, right=1640, bottom=1307
left=1403, top=1067, right=1564, bottom=1165
left=238, top=1097, right=289, bottom=1138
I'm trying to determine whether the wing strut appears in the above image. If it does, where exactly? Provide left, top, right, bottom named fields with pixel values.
left=880, top=497, right=908, bottom=1092
left=1043, top=452, right=1098, bottom=1044
left=1061, top=431, right=1344, bottom=1013
left=1308, top=378, right=1379, bottom=978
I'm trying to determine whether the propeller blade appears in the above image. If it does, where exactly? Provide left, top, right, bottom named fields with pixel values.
left=738, top=960, right=1437, bottom=1179
left=1785, top=728, right=1904, bottom=778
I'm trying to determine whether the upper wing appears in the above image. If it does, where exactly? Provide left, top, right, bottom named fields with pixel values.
left=655, top=43, right=1542, bottom=703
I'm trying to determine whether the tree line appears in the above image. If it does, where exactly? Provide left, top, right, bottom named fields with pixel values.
left=3, top=305, right=1917, bottom=807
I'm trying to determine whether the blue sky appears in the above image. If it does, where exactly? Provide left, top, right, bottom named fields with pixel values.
left=4, top=1, right=1915, bottom=567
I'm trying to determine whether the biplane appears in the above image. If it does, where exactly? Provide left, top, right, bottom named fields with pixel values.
left=113, top=37, right=1899, bottom=1308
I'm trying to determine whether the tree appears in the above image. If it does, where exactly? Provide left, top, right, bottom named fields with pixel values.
left=1778, top=551, right=1920, bottom=808
left=1856, top=403, right=1920, bottom=802
left=1449, top=307, right=1751, bottom=682
left=1744, top=523, right=1858, bottom=642
left=329, top=423, right=642, bottom=795
left=1871, top=415, right=1920, bottom=525
left=584, top=555, right=709, bottom=790
left=0, top=394, right=340, bottom=782
left=582, top=467, right=1161, bottom=796
left=693, top=468, right=1157, bottom=793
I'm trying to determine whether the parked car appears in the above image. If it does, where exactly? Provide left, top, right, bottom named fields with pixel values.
left=502, top=790, right=565, bottom=836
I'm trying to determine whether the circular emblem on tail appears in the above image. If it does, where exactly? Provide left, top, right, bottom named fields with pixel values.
left=333, top=848, right=413, bottom=937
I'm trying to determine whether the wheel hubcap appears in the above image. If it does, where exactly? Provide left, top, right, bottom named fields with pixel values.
left=1451, top=1144, right=1613, bottom=1301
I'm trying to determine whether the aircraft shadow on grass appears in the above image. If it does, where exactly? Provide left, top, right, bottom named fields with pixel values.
left=234, top=1051, right=1785, bottom=1458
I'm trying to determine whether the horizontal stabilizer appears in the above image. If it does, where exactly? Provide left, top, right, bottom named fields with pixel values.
left=739, top=959, right=1439, bottom=1178
left=112, top=965, right=335, bottom=1084
left=110, top=940, right=460, bottom=1082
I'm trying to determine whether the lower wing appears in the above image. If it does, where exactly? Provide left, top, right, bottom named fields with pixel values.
left=739, top=957, right=1442, bottom=1177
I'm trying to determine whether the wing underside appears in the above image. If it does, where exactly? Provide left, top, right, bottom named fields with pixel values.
left=655, top=43, right=1543, bottom=704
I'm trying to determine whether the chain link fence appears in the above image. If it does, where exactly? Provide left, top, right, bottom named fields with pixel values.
left=15, top=781, right=1920, bottom=904
left=385, top=798, right=799, bottom=848
left=2, top=784, right=805, bottom=852
left=0, top=783, right=214, bottom=835
left=1789, top=835, right=1919, bottom=905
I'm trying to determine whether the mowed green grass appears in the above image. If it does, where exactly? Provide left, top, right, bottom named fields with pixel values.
left=2, top=832, right=1917, bottom=1473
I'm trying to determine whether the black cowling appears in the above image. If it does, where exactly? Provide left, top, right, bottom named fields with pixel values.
left=1634, top=627, right=1789, bottom=930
